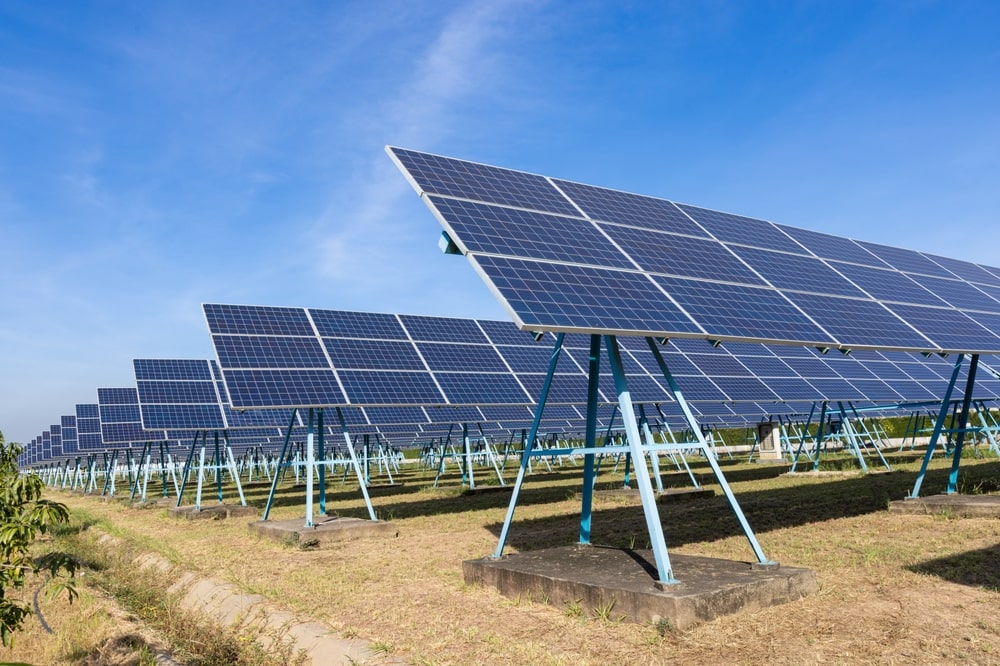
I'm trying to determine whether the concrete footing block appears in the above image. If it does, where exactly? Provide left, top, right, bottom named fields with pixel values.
left=889, top=493, right=1000, bottom=517
left=249, top=515, right=398, bottom=546
left=168, top=503, right=259, bottom=520
left=464, top=544, right=817, bottom=629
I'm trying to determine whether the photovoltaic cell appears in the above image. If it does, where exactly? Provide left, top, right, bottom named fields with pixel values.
left=430, top=197, right=635, bottom=269
left=734, top=355, right=795, bottom=377
left=783, top=293, right=933, bottom=349
left=204, top=303, right=315, bottom=336
left=397, top=314, right=489, bottom=344
left=599, top=224, right=767, bottom=284
left=310, top=309, right=407, bottom=339
left=905, top=274, right=1000, bottom=312
left=551, top=179, right=710, bottom=237
left=223, top=369, right=347, bottom=408
left=391, top=146, right=1000, bottom=355
left=882, top=304, right=1000, bottom=352
left=923, top=253, right=1000, bottom=287
left=473, top=256, right=703, bottom=334
left=98, top=387, right=165, bottom=444
left=142, top=404, right=226, bottom=430
left=214, top=335, right=329, bottom=369
left=417, top=342, right=508, bottom=372
left=675, top=204, right=804, bottom=253
left=390, top=147, right=579, bottom=216
left=337, top=371, right=444, bottom=405
left=774, top=224, right=888, bottom=266
left=652, top=276, right=832, bottom=343
left=324, top=338, right=425, bottom=370
left=433, top=373, right=530, bottom=404
left=854, top=241, right=956, bottom=278
left=827, top=262, right=945, bottom=306
left=729, top=246, right=867, bottom=297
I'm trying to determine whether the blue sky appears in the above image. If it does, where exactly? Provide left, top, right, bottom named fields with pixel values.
left=2, top=1, right=999, bottom=444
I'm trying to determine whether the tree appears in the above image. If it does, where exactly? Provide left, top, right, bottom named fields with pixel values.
left=0, top=431, right=77, bottom=646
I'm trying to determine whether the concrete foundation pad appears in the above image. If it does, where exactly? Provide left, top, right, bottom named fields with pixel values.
left=461, top=485, right=513, bottom=496
left=464, top=544, right=816, bottom=629
left=589, top=487, right=715, bottom=503
left=363, top=482, right=400, bottom=490
left=784, top=469, right=894, bottom=478
left=889, top=493, right=1000, bottom=517
left=169, top=504, right=259, bottom=520
left=249, top=515, right=398, bottom=546
left=132, top=496, right=176, bottom=509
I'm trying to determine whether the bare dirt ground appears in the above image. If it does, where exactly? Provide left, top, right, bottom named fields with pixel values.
left=37, top=452, right=1000, bottom=665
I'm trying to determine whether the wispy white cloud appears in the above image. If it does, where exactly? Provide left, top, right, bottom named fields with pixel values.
left=309, top=0, right=539, bottom=288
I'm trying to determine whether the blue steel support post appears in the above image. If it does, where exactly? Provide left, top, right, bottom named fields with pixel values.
left=836, top=402, right=869, bottom=473
left=638, top=404, right=665, bottom=493
left=262, top=408, right=298, bottom=520
left=909, top=354, right=965, bottom=498
left=157, top=442, right=165, bottom=497
left=653, top=403, right=700, bottom=487
left=334, top=407, right=377, bottom=520
left=305, top=408, right=315, bottom=528
left=790, top=403, right=817, bottom=472
left=811, top=402, right=829, bottom=472
left=223, top=431, right=246, bottom=506
left=463, top=423, right=475, bottom=490
left=493, top=333, right=565, bottom=560
left=848, top=402, right=892, bottom=470
left=214, top=431, right=223, bottom=503
left=128, top=441, right=150, bottom=504
left=580, top=334, right=601, bottom=545
left=363, top=435, right=371, bottom=485
left=592, top=405, right=619, bottom=477
left=176, top=432, right=200, bottom=507
left=947, top=354, right=979, bottom=494
left=318, top=409, right=326, bottom=516
left=610, top=336, right=674, bottom=584
left=646, top=337, right=773, bottom=566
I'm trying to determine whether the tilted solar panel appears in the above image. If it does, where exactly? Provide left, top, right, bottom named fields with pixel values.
left=97, top=387, right=166, bottom=444
left=388, top=146, right=1000, bottom=353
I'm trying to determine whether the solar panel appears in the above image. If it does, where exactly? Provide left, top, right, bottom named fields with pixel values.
left=389, top=146, right=1000, bottom=354
left=206, top=304, right=599, bottom=408
left=205, top=300, right=1000, bottom=435
left=61, top=415, right=77, bottom=455
left=76, top=404, right=103, bottom=450
left=97, top=387, right=166, bottom=444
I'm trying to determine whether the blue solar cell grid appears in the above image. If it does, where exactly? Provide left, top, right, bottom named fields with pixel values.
left=391, top=146, right=1000, bottom=353
left=98, top=387, right=166, bottom=444
left=310, top=309, right=408, bottom=340
left=550, top=179, right=709, bottom=237
left=388, top=146, right=579, bottom=216
left=599, top=225, right=766, bottom=284
left=429, top=197, right=634, bottom=270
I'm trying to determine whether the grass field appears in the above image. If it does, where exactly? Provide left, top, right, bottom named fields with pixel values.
left=17, top=449, right=1000, bottom=665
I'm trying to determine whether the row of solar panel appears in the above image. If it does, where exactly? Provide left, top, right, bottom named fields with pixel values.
left=388, top=146, right=1000, bottom=354
left=22, top=336, right=998, bottom=465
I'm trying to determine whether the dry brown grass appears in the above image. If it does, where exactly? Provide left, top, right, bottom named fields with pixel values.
left=38, top=451, right=1000, bottom=665
left=0, top=571, right=165, bottom=665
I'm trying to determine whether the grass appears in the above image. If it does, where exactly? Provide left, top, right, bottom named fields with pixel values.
left=31, top=449, right=1000, bottom=665
left=12, top=516, right=307, bottom=666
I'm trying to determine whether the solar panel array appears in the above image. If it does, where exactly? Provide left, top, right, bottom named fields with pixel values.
left=97, top=387, right=166, bottom=444
left=204, top=304, right=627, bottom=409
left=133, top=358, right=302, bottom=434
left=61, top=415, right=77, bottom=455
left=388, top=146, right=1000, bottom=354
left=76, top=404, right=102, bottom=450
